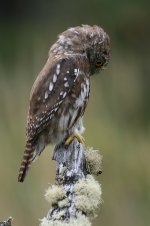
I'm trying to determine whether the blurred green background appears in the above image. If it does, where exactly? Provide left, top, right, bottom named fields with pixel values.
left=0, top=0, right=150, bottom=225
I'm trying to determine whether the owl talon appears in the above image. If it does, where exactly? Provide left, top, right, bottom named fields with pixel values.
left=65, top=132, right=85, bottom=145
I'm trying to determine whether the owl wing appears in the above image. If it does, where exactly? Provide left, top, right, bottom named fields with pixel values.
left=27, top=58, right=82, bottom=140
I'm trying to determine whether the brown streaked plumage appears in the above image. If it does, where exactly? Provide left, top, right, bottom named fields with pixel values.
left=18, top=25, right=110, bottom=182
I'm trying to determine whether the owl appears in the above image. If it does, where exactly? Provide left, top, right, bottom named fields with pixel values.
left=18, top=25, right=110, bottom=182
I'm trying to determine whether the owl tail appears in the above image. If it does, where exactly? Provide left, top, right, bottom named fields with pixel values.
left=18, top=140, right=35, bottom=182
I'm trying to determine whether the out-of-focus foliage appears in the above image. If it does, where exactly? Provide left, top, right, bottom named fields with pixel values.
left=0, top=1, right=150, bottom=226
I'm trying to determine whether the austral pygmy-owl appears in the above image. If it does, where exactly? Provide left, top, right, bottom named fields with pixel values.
left=18, top=25, right=110, bottom=182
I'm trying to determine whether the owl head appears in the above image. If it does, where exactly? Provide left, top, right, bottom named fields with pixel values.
left=50, top=25, right=110, bottom=75
left=81, top=25, right=110, bottom=74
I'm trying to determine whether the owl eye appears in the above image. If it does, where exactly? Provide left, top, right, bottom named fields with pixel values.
left=95, top=58, right=105, bottom=67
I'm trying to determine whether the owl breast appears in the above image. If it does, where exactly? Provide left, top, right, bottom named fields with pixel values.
left=46, top=77, right=90, bottom=144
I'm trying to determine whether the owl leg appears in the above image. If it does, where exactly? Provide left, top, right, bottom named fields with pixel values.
left=65, top=131, right=85, bottom=145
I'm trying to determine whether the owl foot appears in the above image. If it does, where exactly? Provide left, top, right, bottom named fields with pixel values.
left=65, top=132, right=85, bottom=145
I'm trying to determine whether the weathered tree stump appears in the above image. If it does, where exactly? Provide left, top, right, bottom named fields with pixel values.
left=0, top=217, right=13, bottom=226
left=40, top=139, right=102, bottom=226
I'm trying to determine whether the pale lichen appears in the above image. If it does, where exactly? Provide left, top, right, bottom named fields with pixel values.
left=58, top=198, right=69, bottom=208
left=74, top=175, right=102, bottom=216
left=52, top=210, right=66, bottom=220
left=40, top=213, right=91, bottom=226
left=45, top=185, right=66, bottom=206
left=85, top=147, right=102, bottom=175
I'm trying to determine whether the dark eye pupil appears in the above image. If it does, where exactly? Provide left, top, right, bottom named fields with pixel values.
left=96, top=60, right=103, bottom=67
